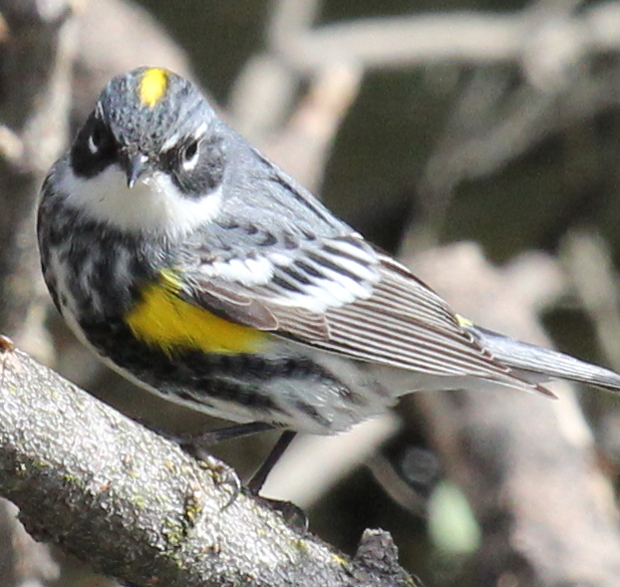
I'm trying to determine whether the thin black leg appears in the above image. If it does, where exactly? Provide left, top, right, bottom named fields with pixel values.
left=161, top=421, right=307, bottom=528
left=247, top=430, right=297, bottom=495
left=189, top=421, right=278, bottom=446
left=157, top=421, right=278, bottom=448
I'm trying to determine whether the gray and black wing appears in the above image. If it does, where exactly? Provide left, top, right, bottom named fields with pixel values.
left=179, top=220, right=554, bottom=396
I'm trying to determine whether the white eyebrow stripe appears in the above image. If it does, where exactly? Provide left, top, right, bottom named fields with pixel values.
left=162, top=123, right=208, bottom=152
left=193, top=123, right=208, bottom=139
left=162, top=132, right=181, bottom=151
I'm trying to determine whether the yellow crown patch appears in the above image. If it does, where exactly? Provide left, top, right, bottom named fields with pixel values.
left=138, top=68, right=168, bottom=107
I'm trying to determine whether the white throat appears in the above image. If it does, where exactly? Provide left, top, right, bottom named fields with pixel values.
left=58, top=163, right=223, bottom=235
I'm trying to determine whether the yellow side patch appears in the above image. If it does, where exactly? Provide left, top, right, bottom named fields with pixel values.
left=125, top=270, right=266, bottom=355
left=138, top=68, right=168, bottom=107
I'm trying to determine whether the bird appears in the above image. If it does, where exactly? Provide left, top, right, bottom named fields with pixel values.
left=37, top=66, right=620, bottom=488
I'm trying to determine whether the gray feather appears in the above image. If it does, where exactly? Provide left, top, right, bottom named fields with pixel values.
left=467, top=325, right=620, bottom=391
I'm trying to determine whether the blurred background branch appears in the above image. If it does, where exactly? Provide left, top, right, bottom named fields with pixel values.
left=0, top=2, right=76, bottom=587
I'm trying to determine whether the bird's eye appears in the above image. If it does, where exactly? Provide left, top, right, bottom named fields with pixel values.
left=181, top=139, right=200, bottom=170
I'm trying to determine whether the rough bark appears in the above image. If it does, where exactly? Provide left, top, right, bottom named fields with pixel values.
left=0, top=339, right=418, bottom=587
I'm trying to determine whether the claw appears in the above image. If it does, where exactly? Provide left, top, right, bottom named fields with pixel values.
left=197, top=454, right=242, bottom=510
left=0, top=334, right=15, bottom=352
left=175, top=426, right=305, bottom=524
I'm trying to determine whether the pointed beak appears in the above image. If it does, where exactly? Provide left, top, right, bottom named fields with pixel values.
left=124, top=153, right=148, bottom=189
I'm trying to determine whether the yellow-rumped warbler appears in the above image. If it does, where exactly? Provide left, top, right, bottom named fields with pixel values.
left=38, top=67, right=620, bottom=440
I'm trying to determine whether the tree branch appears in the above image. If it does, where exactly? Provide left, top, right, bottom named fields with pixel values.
left=269, top=0, right=620, bottom=76
left=0, top=338, right=417, bottom=587
left=0, top=0, right=76, bottom=342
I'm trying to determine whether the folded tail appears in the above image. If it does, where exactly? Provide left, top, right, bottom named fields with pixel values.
left=466, top=324, right=620, bottom=392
